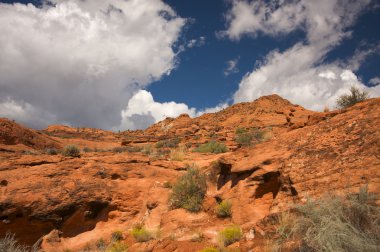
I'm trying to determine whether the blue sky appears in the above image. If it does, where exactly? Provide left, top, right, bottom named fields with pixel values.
left=0, top=0, right=379, bottom=130
left=150, top=0, right=380, bottom=108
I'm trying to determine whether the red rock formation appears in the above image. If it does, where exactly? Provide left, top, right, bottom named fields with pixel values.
left=0, top=95, right=378, bottom=251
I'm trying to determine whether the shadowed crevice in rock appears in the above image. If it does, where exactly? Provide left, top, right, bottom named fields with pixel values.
left=216, top=161, right=258, bottom=190
left=61, top=201, right=115, bottom=238
left=0, top=201, right=114, bottom=245
left=254, top=171, right=281, bottom=199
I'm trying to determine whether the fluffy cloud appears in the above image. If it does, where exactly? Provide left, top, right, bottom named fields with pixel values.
left=0, top=0, right=185, bottom=129
left=369, top=77, right=380, bottom=86
left=224, top=57, right=239, bottom=76
left=119, top=90, right=195, bottom=130
left=223, top=0, right=379, bottom=110
left=118, top=90, right=227, bottom=130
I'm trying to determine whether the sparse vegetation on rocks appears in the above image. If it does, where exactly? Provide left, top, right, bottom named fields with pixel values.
left=169, top=147, right=186, bottom=161
left=156, top=137, right=181, bottom=148
left=194, top=140, right=228, bottom=153
left=82, top=146, right=92, bottom=152
left=106, top=242, right=128, bottom=252
left=169, top=165, right=207, bottom=212
left=131, top=225, right=153, bottom=242
left=337, top=86, right=369, bottom=108
left=235, top=127, right=266, bottom=147
left=216, top=200, right=232, bottom=218
left=96, top=238, right=107, bottom=251
left=45, top=148, right=58, bottom=155
left=275, top=186, right=380, bottom=251
left=0, top=233, right=39, bottom=252
left=141, top=144, right=153, bottom=155
left=111, top=231, right=123, bottom=241
left=218, top=225, right=243, bottom=246
left=62, top=145, right=80, bottom=157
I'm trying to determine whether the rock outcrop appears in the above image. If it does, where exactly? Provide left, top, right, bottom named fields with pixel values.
left=0, top=95, right=379, bottom=251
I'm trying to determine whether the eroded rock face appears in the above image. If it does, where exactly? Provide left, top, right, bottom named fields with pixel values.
left=0, top=95, right=379, bottom=251
left=0, top=118, right=61, bottom=150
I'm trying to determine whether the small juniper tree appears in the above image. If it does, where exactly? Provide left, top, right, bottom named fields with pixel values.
left=336, top=86, right=369, bottom=109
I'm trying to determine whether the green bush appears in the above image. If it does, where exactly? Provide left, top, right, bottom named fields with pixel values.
left=96, top=238, right=107, bottom=251
left=106, top=242, right=128, bottom=252
left=235, top=128, right=265, bottom=147
left=337, top=86, right=369, bottom=108
left=156, top=137, right=181, bottom=148
left=276, top=186, right=380, bottom=251
left=235, top=127, right=247, bottom=134
left=131, top=226, right=152, bottom=242
left=111, top=231, right=123, bottom=241
left=216, top=200, right=232, bottom=218
left=62, top=145, right=80, bottom=157
left=141, top=144, right=153, bottom=155
left=82, top=146, right=92, bottom=153
left=218, top=225, right=243, bottom=246
left=194, top=140, right=228, bottom=154
left=169, top=165, right=207, bottom=212
left=46, top=148, right=58, bottom=155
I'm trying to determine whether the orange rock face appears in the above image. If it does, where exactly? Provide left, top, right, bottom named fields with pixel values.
left=0, top=95, right=379, bottom=251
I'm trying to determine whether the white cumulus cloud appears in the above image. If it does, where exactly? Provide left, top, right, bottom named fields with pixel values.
left=369, top=77, right=380, bottom=86
left=118, top=90, right=227, bottom=130
left=222, top=0, right=379, bottom=110
left=0, top=0, right=185, bottom=129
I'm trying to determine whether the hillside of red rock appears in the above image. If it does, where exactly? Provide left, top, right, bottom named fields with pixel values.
left=0, top=118, right=61, bottom=151
left=0, top=95, right=379, bottom=251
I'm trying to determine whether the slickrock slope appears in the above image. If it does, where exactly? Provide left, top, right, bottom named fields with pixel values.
left=0, top=95, right=379, bottom=251
left=0, top=118, right=61, bottom=151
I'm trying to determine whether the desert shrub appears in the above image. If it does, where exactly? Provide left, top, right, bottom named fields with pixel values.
left=112, top=147, right=127, bottom=153
left=131, top=226, right=153, bottom=242
left=0, top=233, right=39, bottom=252
left=235, top=127, right=247, bottom=134
left=169, top=165, right=207, bottom=212
left=106, top=242, right=128, bottom=252
left=218, top=225, right=243, bottom=246
left=141, top=144, right=153, bottom=155
left=156, top=137, right=181, bottom=148
left=111, top=231, right=123, bottom=241
left=82, top=146, right=92, bottom=153
left=276, top=186, right=380, bottom=252
left=62, top=145, right=80, bottom=157
left=235, top=128, right=265, bottom=147
left=155, top=141, right=165, bottom=148
left=170, top=147, right=186, bottom=161
left=216, top=200, right=232, bottom=218
left=45, top=148, right=58, bottom=155
left=194, top=140, right=228, bottom=154
left=96, top=238, right=107, bottom=251
left=337, top=86, right=369, bottom=108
